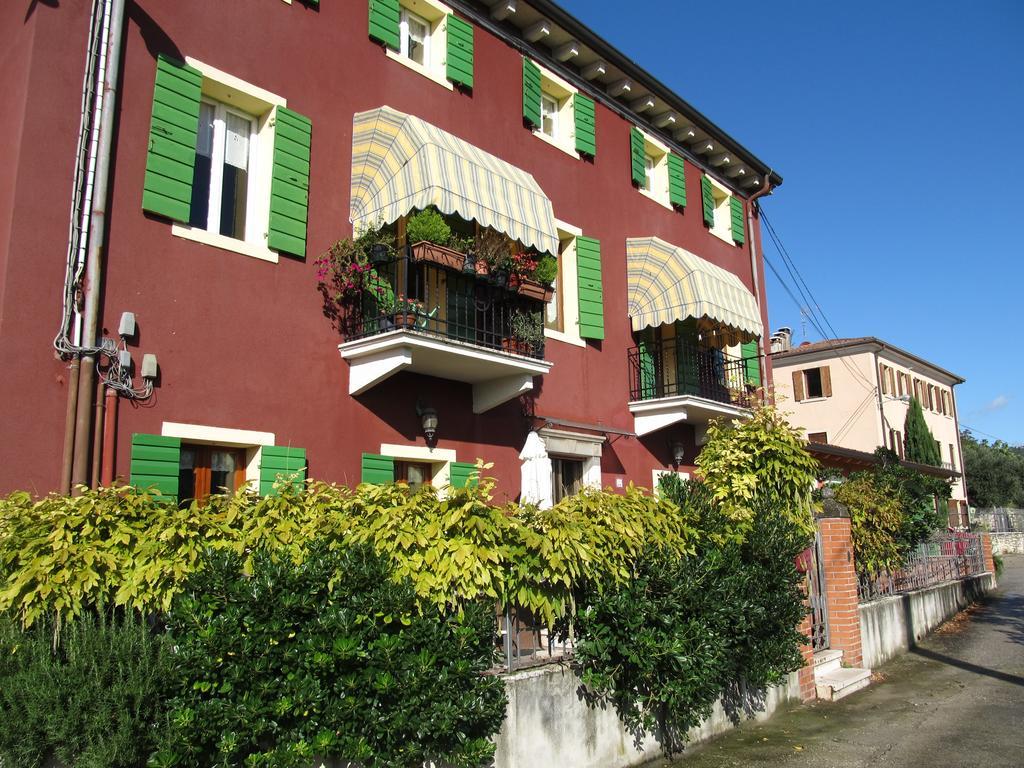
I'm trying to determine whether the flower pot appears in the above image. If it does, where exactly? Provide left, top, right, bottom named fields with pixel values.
left=516, top=278, right=553, bottom=302
left=409, top=241, right=465, bottom=271
left=393, top=312, right=417, bottom=328
left=501, top=338, right=530, bottom=356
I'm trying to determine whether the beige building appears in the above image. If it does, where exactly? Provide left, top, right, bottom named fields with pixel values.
left=771, top=334, right=967, bottom=523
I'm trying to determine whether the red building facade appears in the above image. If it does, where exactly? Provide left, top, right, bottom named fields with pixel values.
left=0, top=0, right=781, bottom=502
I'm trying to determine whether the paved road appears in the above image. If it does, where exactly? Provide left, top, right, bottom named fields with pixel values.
left=662, top=555, right=1024, bottom=767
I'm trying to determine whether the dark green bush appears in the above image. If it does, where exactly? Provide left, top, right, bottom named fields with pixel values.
left=0, top=610, right=172, bottom=768
left=153, top=544, right=506, bottom=768
left=573, top=482, right=808, bottom=755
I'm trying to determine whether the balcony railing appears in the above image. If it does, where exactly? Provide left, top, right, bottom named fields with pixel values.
left=627, top=339, right=757, bottom=408
left=338, top=244, right=546, bottom=360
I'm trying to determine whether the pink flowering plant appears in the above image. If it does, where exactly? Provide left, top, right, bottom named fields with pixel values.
left=317, top=225, right=396, bottom=329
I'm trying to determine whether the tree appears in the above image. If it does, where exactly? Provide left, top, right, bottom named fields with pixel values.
left=904, top=397, right=941, bottom=466
left=960, top=430, right=1024, bottom=508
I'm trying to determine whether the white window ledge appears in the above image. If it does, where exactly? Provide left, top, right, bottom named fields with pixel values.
left=544, top=327, right=586, bottom=348
left=638, top=186, right=673, bottom=211
left=172, top=223, right=279, bottom=263
left=385, top=48, right=454, bottom=91
left=532, top=127, right=578, bottom=159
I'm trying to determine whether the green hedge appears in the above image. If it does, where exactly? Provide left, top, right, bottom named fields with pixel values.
left=0, top=610, right=173, bottom=768
left=152, top=544, right=504, bottom=767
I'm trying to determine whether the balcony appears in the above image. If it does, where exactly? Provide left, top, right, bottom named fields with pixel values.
left=627, top=340, right=758, bottom=436
left=338, top=244, right=553, bottom=413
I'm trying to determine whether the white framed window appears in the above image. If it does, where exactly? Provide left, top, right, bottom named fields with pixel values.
left=400, top=7, right=431, bottom=66
left=706, top=175, right=734, bottom=243
left=386, top=0, right=454, bottom=90
left=544, top=220, right=586, bottom=348
left=530, top=63, right=578, bottom=158
left=642, top=154, right=656, bottom=192
left=540, top=93, right=560, bottom=139
left=636, top=130, right=670, bottom=208
left=189, top=100, right=258, bottom=242
left=171, top=58, right=287, bottom=263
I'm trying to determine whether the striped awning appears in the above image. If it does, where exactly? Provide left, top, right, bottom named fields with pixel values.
left=350, top=107, right=559, bottom=255
left=626, top=236, right=762, bottom=339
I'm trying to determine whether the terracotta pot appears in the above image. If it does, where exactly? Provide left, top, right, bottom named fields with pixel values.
left=409, top=241, right=466, bottom=271
left=501, top=338, right=530, bottom=355
left=393, top=312, right=417, bottom=328
left=516, top=278, right=553, bottom=302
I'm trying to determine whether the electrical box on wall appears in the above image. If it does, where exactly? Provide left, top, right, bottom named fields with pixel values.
left=141, top=353, right=158, bottom=379
left=118, top=311, right=136, bottom=338
left=117, top=349, right=132, bottom=370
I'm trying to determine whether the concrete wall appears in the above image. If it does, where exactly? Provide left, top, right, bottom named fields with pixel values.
left=493, top=664, right=800, bottom=768
left=990, top=533, right=1024, bottom=555
left=858, top=573, right=996, bottom=669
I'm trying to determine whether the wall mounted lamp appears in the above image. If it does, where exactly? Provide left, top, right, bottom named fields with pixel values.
left=416, top=400, right=439, bottom=447
left=670, top=440, right=686, bottom=468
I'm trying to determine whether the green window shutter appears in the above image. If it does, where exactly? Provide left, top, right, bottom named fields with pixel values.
left=446, top=15, right=474, bottom=88
left=741, top=340, right=761, bottom=387
left=142, top=55, right=202, bottom=223
left=259, top=446, right=307, bottom=496
left=361, top=453, right=395, bottom=484
left=449, top=461, right=478, bottom=489
left=129, top=433, right=181, bottom=502
left=629, top=128, right=646, bottom=186
left=730, top=196, right=746, bottom=244
left=573, top=94, right=596, bottom=156
left=522, top=59, right=541, bottom=128
left=667, top=153, right=686, bottom=208
left=369, top=0, right=400, bottom=49
left=268, top=107, right=312, bottom=258
left=638, top=328, right=656, bottom=399
left=576, top=236, right=604, bottom=340
left=701, top=175, right=715, bottom=227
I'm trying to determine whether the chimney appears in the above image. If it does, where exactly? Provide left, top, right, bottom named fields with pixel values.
left=772, top=326, right=792, bottom=352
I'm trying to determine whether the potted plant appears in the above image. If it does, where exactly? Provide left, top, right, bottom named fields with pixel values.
left=406, top=208, right=479, bottom=272
left=476, top=228, right=512, bottom=287
left=393, top=294, right=424, bottom=327
left=506, top=311, right=544, bottom=356
left=316, top=224, right=396, bottom=328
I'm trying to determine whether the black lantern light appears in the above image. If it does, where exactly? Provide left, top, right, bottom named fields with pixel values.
left=670, top=440, right=686, bottom=468
left=369, top=243, right=390, bottom=265
left=417, top=400, right=439, bottom=447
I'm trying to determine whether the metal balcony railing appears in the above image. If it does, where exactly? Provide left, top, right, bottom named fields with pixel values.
left=627, top=339, right=758, bottom=407
left=338, top=245, right=546, bottom=360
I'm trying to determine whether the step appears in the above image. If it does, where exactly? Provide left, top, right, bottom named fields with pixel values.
left=812, top=649, right=844, bottom=676
left=815, top=667, right=872, bottom=702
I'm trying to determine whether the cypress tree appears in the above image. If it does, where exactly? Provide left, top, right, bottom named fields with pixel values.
left=904, top=397, right=941, bottom=466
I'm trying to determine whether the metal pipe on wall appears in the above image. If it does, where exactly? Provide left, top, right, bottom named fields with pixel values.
left=100, top=386, right=118, bottom=485
left=60, top=359, right=81, bottom=493
left=70, top=0, right=126, bottom=490
left=90, top=384, right=105, bottom=487
left=746, top=173, right=773, bottom=394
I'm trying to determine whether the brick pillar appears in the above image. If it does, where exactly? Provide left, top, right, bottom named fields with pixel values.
left=796, top=611, right=817, bottom=702
left=981, top=533, right=995, bottom=574
left=818, top=514, right=864, bottom=668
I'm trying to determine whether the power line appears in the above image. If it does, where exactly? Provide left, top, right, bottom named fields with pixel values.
left=759, top=206, right=877, bottom=393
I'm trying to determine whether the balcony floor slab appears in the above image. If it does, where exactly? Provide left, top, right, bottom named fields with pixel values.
left=339, top=330, right=553, bottom=413
left=628, top=394, right=750, bottom=436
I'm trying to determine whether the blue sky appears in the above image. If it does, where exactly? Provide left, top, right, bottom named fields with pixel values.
left=557, top=0, right=1024, bottom=443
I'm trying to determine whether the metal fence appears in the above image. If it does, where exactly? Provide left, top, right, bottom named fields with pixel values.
left=494, top=605, right=574, bottom=674
left=626, top=339, right=758, bottom=406
left=970, top=507, right=1024, bottom=533
left=339, top=246, right=546, bottom=360
left=857, top=532, right=986, bottom=602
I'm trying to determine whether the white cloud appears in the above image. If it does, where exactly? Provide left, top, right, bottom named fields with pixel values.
left=982, top=394, right=1010, bottom=413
